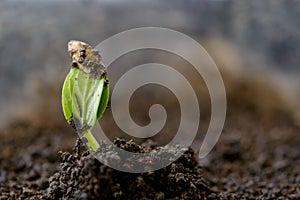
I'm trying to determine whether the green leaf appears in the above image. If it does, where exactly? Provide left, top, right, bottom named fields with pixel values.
left=61, top=68, right=76, bottom=123
left=97, top=79, right=109, bottom=120
left=72, top=69, right=105, bottom=129
left=62, top=65, right=109, bottom=152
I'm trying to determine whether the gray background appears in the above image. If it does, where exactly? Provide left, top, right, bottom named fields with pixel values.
left=0, top=0, right=299, bottom=127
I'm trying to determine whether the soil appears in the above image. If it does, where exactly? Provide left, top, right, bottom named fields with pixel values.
left=0, top=78, right=299, bottom=199
left=0, top=110, right=299, bottom=199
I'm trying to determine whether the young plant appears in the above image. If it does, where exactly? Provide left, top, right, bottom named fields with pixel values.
left=62, top=40, right=109, bottom=151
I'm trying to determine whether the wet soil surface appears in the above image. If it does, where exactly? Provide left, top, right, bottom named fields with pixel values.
left=0, top=113, right=299, bottom=199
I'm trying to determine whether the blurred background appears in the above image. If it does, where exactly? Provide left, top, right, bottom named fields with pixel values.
left=1, top=2, right=299, bottom=198
left=0, top=0, right=299, bottom=131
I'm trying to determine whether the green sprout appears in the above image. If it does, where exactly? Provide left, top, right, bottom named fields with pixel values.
left=62, top=40, right=109, bottom=151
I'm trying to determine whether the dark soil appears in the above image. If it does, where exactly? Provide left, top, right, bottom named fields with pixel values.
left=45, top=138, right=211, bottom=200
left=0, top=76, right=299, bottom=200
left=0, top=110, right=299, bottom=199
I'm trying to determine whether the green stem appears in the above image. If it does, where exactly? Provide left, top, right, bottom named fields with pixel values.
left=82, top=130, right=100, bottom=151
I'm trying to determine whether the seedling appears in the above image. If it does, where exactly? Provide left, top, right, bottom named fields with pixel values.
left=62, top=40, right=109, bottom=151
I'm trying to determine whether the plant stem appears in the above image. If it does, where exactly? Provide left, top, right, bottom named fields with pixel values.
left=82, top=130, right=100, bottom=151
